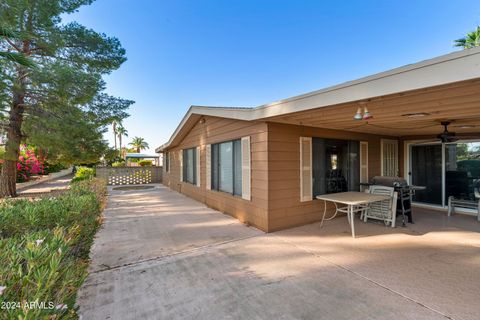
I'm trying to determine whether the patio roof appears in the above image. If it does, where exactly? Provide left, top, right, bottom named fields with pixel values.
left=157, top=47, right=480, bottom=152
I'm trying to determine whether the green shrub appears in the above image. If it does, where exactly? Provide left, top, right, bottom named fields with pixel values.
left=138, top=159, right=153, bottom=166
left=0, top=178, right=106, bottom=319
left=111, top=161, right=125, bottom=167
left=44, top=162, right=68, bottom=174
left=71, top=166, right=95, bottom=183
left=0, top=228, right=85, bottom=319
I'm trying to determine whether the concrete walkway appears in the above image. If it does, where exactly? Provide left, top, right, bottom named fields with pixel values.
left=17, top=174, right=73, bottom=195
left=77, top=185, right=480, bottom=320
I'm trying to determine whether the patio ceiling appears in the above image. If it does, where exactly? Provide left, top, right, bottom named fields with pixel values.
left=265, top=78, right=480, bottom=137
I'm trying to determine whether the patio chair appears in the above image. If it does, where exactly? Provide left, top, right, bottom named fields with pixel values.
left=447, top=171, right=480, bottom=221
left=363, top=185, right=398, bottom=228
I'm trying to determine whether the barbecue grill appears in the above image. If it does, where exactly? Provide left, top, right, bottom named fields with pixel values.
left=361, top=176, right=426, bottom=226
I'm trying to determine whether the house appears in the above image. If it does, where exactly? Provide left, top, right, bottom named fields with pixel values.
left=156, top=47, right=480, bottom=232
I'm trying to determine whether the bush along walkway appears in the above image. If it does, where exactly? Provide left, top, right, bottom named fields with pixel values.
left=0, top=178, right=107, bottom=319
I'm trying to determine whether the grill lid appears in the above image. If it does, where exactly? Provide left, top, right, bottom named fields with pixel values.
left=371, top=176, right=408, bottom=187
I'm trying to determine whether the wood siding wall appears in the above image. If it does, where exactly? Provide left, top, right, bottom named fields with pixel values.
left=163, top=116, right=401, bottom=232
left=266, top=122, right=398, bottom=232
left=162, top=116, right=269, bottom=231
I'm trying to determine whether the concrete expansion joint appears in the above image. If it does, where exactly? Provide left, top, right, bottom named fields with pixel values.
left=90, top=232, right=265, bottom=275
left=271, top=233, right=456, bottom=320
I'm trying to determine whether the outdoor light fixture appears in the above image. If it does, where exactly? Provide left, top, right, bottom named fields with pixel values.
left=353, top=106, right=373, bottom=120
left=362, top=107, right=373, bottom=120
left=353, top=108, right=363, bottom=120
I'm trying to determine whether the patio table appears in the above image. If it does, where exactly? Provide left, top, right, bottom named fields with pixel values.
left=316, top=191, right=391, bottom=238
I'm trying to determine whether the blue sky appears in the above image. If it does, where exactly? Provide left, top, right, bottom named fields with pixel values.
left=66, top=0, right=480, bottom=153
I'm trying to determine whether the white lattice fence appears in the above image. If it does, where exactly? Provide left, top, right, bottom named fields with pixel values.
left=96, top=166, right=162, bottom=185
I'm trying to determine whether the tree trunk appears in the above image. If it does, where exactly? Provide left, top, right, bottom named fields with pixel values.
left=0, top=82, right=25, bottom=197
left=112, top=122, right=117, bottom=151
left=137, top=147, right=140, bottom=153
left=119, top=135, right=122, bottom=158
left=0, top=22, right=30, bottom=197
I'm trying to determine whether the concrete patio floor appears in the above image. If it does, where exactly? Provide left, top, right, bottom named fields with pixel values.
left=77, top=184, right=480, bottom=320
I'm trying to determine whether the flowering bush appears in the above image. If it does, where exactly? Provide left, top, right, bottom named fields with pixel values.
left=16, top=145, right=45, bottom=183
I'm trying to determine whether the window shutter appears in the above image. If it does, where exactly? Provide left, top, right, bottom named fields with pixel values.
left=360, top=141, right=368, bottom=191
left=360, top=141, right=368, bottom=181
left=300, top=137, right=313, bottom=202
left=206, top=144, right=211, bottom=190
left=241, top=136, right=251, bottom=201
left=179, top=150, right=183, bottom=182
left=196, top=146, right=201, bottom=187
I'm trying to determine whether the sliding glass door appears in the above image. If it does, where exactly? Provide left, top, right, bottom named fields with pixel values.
left=411, top=144, right=443, bottom=205
left=410, top=141, right=480, bottom=207
left=445, top=142, right=480, bottom=202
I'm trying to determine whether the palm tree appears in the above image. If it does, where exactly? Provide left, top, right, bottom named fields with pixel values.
left=112, top=120, right=118, bottom=151
left=454, top=26, right=480, bottom=49
left=116, top=126, right=128, bottom=158
left=129, top=137, right=150, bottom=153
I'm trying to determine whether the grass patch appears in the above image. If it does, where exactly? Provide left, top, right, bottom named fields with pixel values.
left=0, top=178, right=106, bottom=319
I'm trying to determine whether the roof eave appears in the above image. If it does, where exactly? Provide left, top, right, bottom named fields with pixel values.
left=156, top=47, right=480, bottom=152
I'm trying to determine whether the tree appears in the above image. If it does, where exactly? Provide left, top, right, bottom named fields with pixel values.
left=129, top=136, right=149, bottom=153
left=101, top=147, right=122, bottom=166
left=23, top=93, right=132, bottom=165
left=116, top=126, right=128, bottom=158
left=112, top=120, right=118, bottom=151
left=0, top=0, right=132, bottom=196
left=0, top=26, right=35, bottom=67
left=454, top=26, right=480, bottom=49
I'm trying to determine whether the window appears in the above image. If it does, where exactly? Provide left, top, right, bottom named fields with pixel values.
left=311, top=138, right=360, bottom=197
left=381, top=139, right=398, bottom=177
left=211, top=139, right=242, bottom=196
left=182, top=148, right=196, bottom=184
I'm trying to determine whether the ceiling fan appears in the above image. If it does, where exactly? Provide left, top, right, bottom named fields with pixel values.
left=437, top=121, right=459, bottom=143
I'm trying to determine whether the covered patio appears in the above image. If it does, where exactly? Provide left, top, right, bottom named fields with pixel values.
left=156, top=47, right=480, bottom=232
left=78, top=184, right=480, bottom=320
left=262, top=51, right=480, bottom=225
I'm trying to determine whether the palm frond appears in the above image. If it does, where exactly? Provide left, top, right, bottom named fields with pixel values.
left=455, top=26, right=480, bottom=49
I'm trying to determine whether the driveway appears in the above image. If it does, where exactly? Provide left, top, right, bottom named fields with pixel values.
left=77, top=185, right=480, bottom=320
